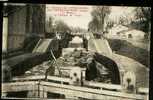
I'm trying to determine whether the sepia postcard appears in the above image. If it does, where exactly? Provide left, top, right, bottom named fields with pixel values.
left=1, top=3, right=151, bottom=100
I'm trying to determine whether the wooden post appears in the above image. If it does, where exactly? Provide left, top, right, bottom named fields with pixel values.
left=39, top=85, right=47, bottom=98
left=69, top=67, right=82, bottom=86
left=27, top=83, right=38, bottom=98
left=2, top=16, right=8, bottom=52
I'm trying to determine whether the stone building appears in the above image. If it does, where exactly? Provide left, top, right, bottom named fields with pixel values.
left=107, top=24, right=145, bottom=40
left=2, top=3, right=46, bottom=51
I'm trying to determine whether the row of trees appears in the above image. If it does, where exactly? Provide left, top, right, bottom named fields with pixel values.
left=46, top=16, right=71, bottom=33
left=46, top=16, right=87, bottom=34
left=70, top=26, right=87, bottom=33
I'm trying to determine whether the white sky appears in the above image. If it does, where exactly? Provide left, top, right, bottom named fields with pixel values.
left=46, top=5, right=136, bottom=30
left=46, top=4, right=92, bottom=30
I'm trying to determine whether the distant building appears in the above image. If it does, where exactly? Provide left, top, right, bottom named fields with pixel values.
left=108, top=24, right=129, bottom=37
left=121, top=29, right=145, bottom=40
left=69, top=36, right=84, bottom=48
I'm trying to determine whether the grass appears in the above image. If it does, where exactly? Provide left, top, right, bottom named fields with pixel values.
left=108, top=39, right=149, bottom=67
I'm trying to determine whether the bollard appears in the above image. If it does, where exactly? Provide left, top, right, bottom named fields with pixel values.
left=69, top=67, right=83, bottom=86
left=122, top=71, right=136, bottom=93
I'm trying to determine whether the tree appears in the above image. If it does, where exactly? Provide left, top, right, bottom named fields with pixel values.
left=119, top=16, right=128, bottom=25
left=88, top=6, right=111, bottom=33
left=105, top=20, right=115, bottom=31
left=134, top=7, right=151, bottom=39
left=88, top=17, right=99, bottom=32
left=135, top=7, right=151, bottom=22
left=54, top=20, right=71, bottom=33
left=70, top=26, right=86, bottom=33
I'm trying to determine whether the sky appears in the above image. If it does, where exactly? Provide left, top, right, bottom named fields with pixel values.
left=46, top=5, right=136, bottom=30
left=46, top=4, right=93, bottom=30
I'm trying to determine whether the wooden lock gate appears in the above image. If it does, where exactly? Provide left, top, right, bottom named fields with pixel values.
left=1, top=75, right=149, bottom=100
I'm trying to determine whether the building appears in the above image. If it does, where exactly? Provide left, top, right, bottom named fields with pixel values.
left=107, top=24, right=145, bottom=40
left=2, top=3, right=46, bottom=52
left=107, top=24, right=129, bottom=38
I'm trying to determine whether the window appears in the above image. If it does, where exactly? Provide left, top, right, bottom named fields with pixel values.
left=128, top=34, right=132, bottom=38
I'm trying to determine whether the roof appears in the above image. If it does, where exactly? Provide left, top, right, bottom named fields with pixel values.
left=123, top=29, right=145, bottom=36
left=109, top=25, right=129, bottom=34
left=110, top=24, right=145, bottom=36
left=112, top=25, right=129, bottom=30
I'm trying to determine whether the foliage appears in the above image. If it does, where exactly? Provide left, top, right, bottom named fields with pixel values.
left=70, top=26, right=86, bottom=33
left=135, top=7, right=151, bottom=21
left=88, top=6, right=111, bottom=33
left=132, top=7, right=151, bottom=39
left=46, top=17, right=71, bottom=33
left=54, top=20, right=71, bottom=33
left=108, top=39, right=149, bottom=67
left=88, top=17, right=100, bottom=32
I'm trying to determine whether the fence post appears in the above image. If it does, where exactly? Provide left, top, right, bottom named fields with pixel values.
left=39, top=84, right=47, bottom=98
left=27, top=82, right=38, bottom=98
left=122, top=71, right=136, bottom=93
